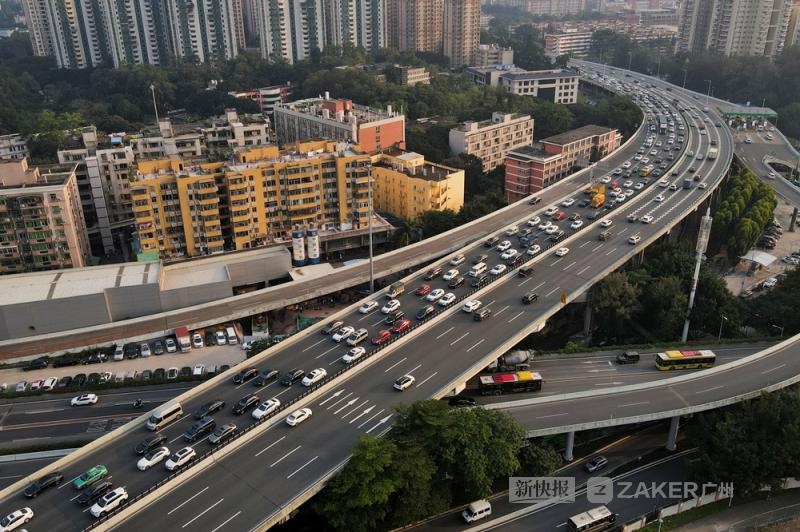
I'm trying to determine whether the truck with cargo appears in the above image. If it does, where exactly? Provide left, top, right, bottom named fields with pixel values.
left=590, top=193, right=605, bottom=208
left=175, top=326, right=192, bottom=353
left=683, top=178, right=693, bottom=189
left=707, top=148, right=718, bottom=160
left=486, top=350, right=532, bottom=372
left=386, top=281, right=405, bottom=298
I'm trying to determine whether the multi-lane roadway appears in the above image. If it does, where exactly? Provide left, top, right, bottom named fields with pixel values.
left=0, top=60, right=736, bottom=531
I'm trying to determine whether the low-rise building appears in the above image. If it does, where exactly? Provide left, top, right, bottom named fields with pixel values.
left=505, top=125, right=620, bottom=202
left=397, top=66, right=431, bottom=85
left=465, top=66, right=580, bottom=104
left=0, top=134, right=29, bottom=161
left=449, top=112, right=534, bottom=172
left=228, top=84, right=292, bottom=116
left=371, top=150, right=464, bottom=220
left=274, top=93, right=405, bottom=152
left=475, top=43, right=514, bottom=67
left=0, top=159, right=91, bottom=275
left=545, top=29, right=593, bottom=60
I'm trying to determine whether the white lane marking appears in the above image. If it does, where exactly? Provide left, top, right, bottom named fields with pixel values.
left=383, top=358, right=408, bottom=374
left=301, top=339, right=326, bottom=352
left=579, top=241, right=590, bottom=248
left=334, top=398, right=359, bottom=415
left=618, top=227, right=628, bottom=235
left=605, top=247, right=618, bottom=256
left=342, top=400, right=369, bottom=419
left=508, top=311, right=525, bottom=323
left=315, top=345, right=340, bottom=359
left=60, top=475, right=80, bottom=489
left=182, top=498, right=225, bottom=528
left=327, top=392, right=353, bottom=409
left=618, top=401, right=650, bottom=408
left=564, top=261, right=576, bottom=270
left=287, top=456, right=319, bottom=479
left=255, top=436, right=286, bottom=457
left=168, top=486, right=210, bottom=515
left=270, top=446, right=301, bottom=468
left=531, top=281, right=546, bottom=291
left=695, top=385, right=723, bottom=395
left=371, top=317, right=386, bottom=327
left=551, top=258, right=564, bottom=266
left=350, top=406, right=375, bottom=425
left=536, top=413, right=568, bottom=419
left=495, top=305, right=510, bottom=316
left=450, top=333, right=469, bottom=346
left=762, top=364, right=786, bottom=375
left=358, top=409, right=384, bottom=429
left=170, top=433, right=187, bottom=444
left=592, top=243, right=604, bottom=252
left=466, top=339, right=485, bottom=353
left=273, top=387, right=293, bottom=398
left=518, top=278, right=534, bottom=287
left=545, top=286, right=560, bottom=297
left=210, top=511, right=242, bottom=532
left=577, top=265, right=591, bottom=276
left=328, top=356, right=344, bottom=366
left=436, top=326, right=455, bottom=340
left=417, top=372, right=439, bottom=387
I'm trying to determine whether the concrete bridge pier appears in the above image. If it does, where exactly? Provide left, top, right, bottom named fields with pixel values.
left=666, top=416, right=680, bottom=451
left=564, top=431, right=576, bottom=461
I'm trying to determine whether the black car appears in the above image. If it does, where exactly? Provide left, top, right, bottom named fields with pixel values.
left=77, top=480, right=113, bottom=506
left=384, top=310, right=405, bottom=325
left=616, top=351, right=641, bottom=364
left=184, top=417, right=216, bottom=442
left=209, top=423, right=237, bottom=445
left=448, top=396, right=477, bottom=407
left=688, top=167, right=696, bottom=173
left=549, top=230, right=566, bottom=243
left=232, top=368, right=259, bottom=384
left=53, top=357, right=79, bottom=368
left=205, top=330, right=216, bottom=346
left=528, top=197, right=541, bottom=205
left=193, top=399, right=226, bottom=419
left=84, top=353, right=106, bottom=364
left=219, top=364, right=231, bottom=373
left=518, top=266, right=534, bottom=278
left=72, top=373, right=87, bottom=387
left=424, top=267, right=443, bottom=280
left=280, top=369, right=305, bottom=386
left=484, top=236, right=500, bottom=248
left=448, top=276, right=465, bottom=289
left=473, top=254, right=488, bottom=264
left=180, top=366, right=192, bottom=378
left=153, top=341, right=164, bottom=355
left=509, top=255, right=525, bottom=267
left=522, top=292, right=539, bottom=304
left=56, top=376, right=72, bottom=389
left=24, top=472, right=63, bottom=497
left=135, top=433, right=168, bottom=455
left=87, top=373, right=100, bottom=385
left=141, top=369, right=152, bottom=381
left=471, top=275, right=488, bottom=288
left=578, top=199, right=591, bottom=208
left=416, top=305, right=435, bottom=320
left=125, top=344, right=138, bottom=359
left=232, top=394, right=260, bottom=415
left=22, top=358, right=48, bottom=372
left=473, top=308, right=492, bottom=321
left=321, top=321, right=343, bottom=335
left=253, top=370, right=279, bottom=387
left=153, top=368, right=166, bottom=380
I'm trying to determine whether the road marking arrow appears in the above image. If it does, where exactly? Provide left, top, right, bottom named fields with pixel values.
left=349, top=405, right=375, bottom=424
left=334, top=398, right=358, bottom=415
left=366, top=414, right=394, bottom=434
left=326, top=392, right=353, bottom=409
left=319, top=390, right=343, bottom=406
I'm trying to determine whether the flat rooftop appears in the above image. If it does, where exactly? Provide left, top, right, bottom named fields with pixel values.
left=543, top=125, right=615, bottom=145
left=276, top=97, right=396, bottom=124
left=508, top=143, right=559, bottom=161
left=500, top=69, right=579, bottom=81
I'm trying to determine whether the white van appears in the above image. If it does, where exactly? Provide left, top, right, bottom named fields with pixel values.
left=225, top=326, right=238, bottom=345
left=462, top=500, right=491, bottom=523
left=469, top=263, right=487, bottom=277
left=146, top=402, right=183, bottom=431
left=346, top=328, right=369, bottom=346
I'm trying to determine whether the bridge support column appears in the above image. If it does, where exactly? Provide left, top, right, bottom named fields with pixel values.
left=564, top=431, right=575, bottom=461
left=583, top=302, right=592, bottom=337
left=666, top=416, right=680, bottom=451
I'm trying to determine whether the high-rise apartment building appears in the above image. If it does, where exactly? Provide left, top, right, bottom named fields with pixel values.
left=387, top=0, right=443, bottom=55
left=166, top=0, right=239, bottom=62
left=443, top=0, right=480, bottom=67
left=496, top=0, right=586, bottom=16
left=324, top=0, right=387, bottom=53
left=677, top=0, right=792, bottom=58
left=255, top=0, right=326, bottom=64
left=100, top=0, right=172, bottom=66
left=0, top=159, right=91, bottom=274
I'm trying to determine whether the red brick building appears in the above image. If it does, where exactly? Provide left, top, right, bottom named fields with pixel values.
left=505, top=125, right=620, bottom=202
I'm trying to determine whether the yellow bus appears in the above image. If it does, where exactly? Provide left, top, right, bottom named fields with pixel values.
left=655, top=350, right=716, bottom=371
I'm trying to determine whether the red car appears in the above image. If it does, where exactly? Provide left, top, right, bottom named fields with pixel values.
left=371, top=330, right=392, bottom=345
left=391, top=319, right=412, bottom=334
left=414, top=284, right=432, bottom=296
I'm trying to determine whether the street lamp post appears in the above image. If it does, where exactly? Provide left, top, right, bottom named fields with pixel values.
left=717, top=315, right=728, bottom=342
left=705, top=79, right=712, bottom=106
left=681, top=68, right=688, bottom=89
left=628, top=51, right=633, bottom=71
left=367, top=164, right=374, bottom=294
left=150, top=84, right=159, bottom=124
left=681, top=209, right=713, bottom=342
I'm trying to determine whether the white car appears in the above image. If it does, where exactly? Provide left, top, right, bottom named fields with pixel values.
left=42, top=377, right=57, bottom=392
left=426, top=288, right=445, bottom=302
left=600, top=219, right=613, bottom=228
left=0, top=508, right=33, bottom=532
left=496, top=240, right=512, bottom=252
left=544, top=206, right=559, bottom=216
left=654, top=194, right=665, bottom=202
left=252, top=398, right=281, bottom=420
left=165, top=446, right=196, bottom=471
left=658, top=179, right=669, bottom=188
left=332, top=326, right=354, bottom=343
left=545, top=225, right=559, bottom=235
left=555, top=247, right=570, bottom=257
left=640, top=215, right=654, bottom=224
left=616, top=194, right=627, bottom=204
left=505, top=226, right=519, bottom=237
left=140, top=343, right=151, bottom=357
left=570, top=220, right=584, bottom=230
left=165, top=338, right=177, bottom=353
left=698, top=182, right=708, bottom=189
left=634, top=182, right=644, bottom=190
left=561, top=198, right=575, bottom=207
left=450, top=254, right=466, bottom=266
left=628, top=235, right=642, bottom=245
left=462, top=300, right=482, bottom=313
left=538, top=220, right=552, bottom=231
left=286, top=407, right=312, bottom=427
left=600, top=176, right=612, bottom=184
left=71, top=394, right=98, bottom=407
left=381, top=299, right=401, bottom=314
left=763, top=278, right=778, bottom=288
left=302, top=368, right=327, bottom=387
left=526, top=245, right=542, bottom=256
left=215, top=330, right=227, bottom=345
left=623, top=180, right=633, bottom=188
left=622, top=161, right=631, bottom=169
left=137, top=446, right=170, bottom=471
left=489, top=264, right=507, bottom=275
left=442, top=269, right=460, bottom=281
left=90, top=487, right=128, bottom=518
left=192, top=333, right=204, bottom=349
left=341, top=347, right=366, bottom=364
left=500, top=249, right=518, bottom=260
left=438, top=293, right=457, bottom=307
left=633, top=154, right=642, bottom=161
left=393, top=375, right=416, bottom=391
left=192, top=364, right=205, bottom=377
left=527, top=216, right=541, bottom=226
left=358, top=301, right=379, bottom=314
left=624, top=189, right=634, bottom=197
left=611, top=187, right=622, bottom=197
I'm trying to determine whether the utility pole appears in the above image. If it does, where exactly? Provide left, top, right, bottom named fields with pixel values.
left=628, top=51, right=633, bottom=71
left=150, top=84, right=159, bottom=125
left=682, top=68, right=687, bottom=89
left=367, top=163, right=374, bottom=293
left=681, top=208, right=713, bottom=342
left=705, top=79, right=712, bottom=106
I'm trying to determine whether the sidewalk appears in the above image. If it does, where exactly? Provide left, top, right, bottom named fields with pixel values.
left=675, top=491, right=800, bottom=532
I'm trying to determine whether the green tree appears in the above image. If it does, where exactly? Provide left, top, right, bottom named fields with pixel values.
left=636, top=275, right=687, bottom=340
left=417, top=209, right=460, bottom=238
left=516, top=441, right=563, bottom=476
left=591, top=272, right=642, bottom=340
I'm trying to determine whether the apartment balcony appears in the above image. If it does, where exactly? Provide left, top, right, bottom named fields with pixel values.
left=231, top=212, right=250, bottom=223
